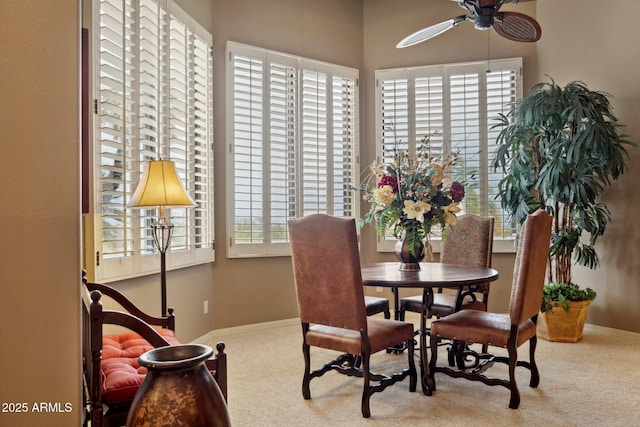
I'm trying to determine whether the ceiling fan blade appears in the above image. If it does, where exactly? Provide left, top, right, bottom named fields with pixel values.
left=396, top=15, right=467, bottom=48
left=493, top=11, right=541, bottom=42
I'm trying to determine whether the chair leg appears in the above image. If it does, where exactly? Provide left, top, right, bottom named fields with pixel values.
left=507, top=340, right=520, bottom=409
left=447, top=343, right=455, bottom=367
left=529, top=335, right=540, bottom=387
left=399, top=307, right=406, bottom=321
left=361, top=352, right=371, bottom=418
left=428, top=332, right=438, bottom=393
left=302, top=341, right=311, bottom=400
left=406, top=338, right=417, bottom=392
left=384, top=306, right=391, bottom=319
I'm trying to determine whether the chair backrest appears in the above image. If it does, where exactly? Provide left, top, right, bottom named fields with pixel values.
left=288, top=214, right=367, bottom=332
left=441, top=214, right=494, bottom=269
left=509, top=210, right=553, bottom=325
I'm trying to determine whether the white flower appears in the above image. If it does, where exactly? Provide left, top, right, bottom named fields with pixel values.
left=403, top=200, right=431, bottom=223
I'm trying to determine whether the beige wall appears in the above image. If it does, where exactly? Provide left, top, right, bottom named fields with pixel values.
left=535, top=0, right=640, bottom=332
left=1, top=0, right=82, bottom=425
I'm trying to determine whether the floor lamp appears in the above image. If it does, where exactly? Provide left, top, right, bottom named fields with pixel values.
left=127, top=160, right=196, bottom=316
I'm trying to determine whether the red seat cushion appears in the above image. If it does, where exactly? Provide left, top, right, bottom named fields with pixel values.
left=101, top=329, right=180, bottom=406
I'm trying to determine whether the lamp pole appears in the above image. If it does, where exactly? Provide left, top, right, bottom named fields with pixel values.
left=152, top=206, right=174, bottom=317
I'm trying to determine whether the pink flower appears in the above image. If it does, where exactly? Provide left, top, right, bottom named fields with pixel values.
left=378, top=174, right=398, bottom=193
left=450, top=181, right=465, bottom=202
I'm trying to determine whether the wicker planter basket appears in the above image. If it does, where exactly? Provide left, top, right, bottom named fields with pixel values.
left=537, top=300, right=592, bottom=343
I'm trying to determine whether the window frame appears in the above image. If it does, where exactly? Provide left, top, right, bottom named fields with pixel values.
left=225, top=41, right=360, bottom=258
left=90, top=0, right=215, bottom=282
left=374, top=58, right=523, bottom=254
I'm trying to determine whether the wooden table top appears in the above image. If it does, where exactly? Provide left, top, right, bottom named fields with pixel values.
left=361, top=262, right=499, bottom=289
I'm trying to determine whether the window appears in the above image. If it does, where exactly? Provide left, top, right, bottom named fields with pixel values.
left=93, top=0, right=214, bottom=281
left=375, top=58, right=522, bottom=252
left=226, top=42, right=359, bottom=258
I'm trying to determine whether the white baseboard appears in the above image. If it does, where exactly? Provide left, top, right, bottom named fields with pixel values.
left=192, top=318, right=299, bottom=343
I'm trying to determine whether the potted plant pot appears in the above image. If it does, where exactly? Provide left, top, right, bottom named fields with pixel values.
left=538, top=300, right=591, bottom=342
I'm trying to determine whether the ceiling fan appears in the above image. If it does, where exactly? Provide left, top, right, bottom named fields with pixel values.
left=397, top=0, right=541, bottom=48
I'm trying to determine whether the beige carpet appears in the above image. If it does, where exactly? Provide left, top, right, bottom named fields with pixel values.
left=197, top=314, right=640, bottom=426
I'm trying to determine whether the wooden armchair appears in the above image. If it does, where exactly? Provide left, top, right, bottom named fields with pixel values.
left=82, top=273, right=227, bottom=427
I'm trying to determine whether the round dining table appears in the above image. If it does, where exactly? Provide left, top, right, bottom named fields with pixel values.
left=361, top=262, right=499, bottom=394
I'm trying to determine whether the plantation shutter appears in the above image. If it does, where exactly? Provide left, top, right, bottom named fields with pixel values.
left=269, top=60, right=298, bottom=244
left=301, top=68, right=328, bottom=215
left=449, top=66, right=482, bottom=215
left=227, top=42, right=359, bottom=257
left=378, top=76, right=409, bottom=162
left=485, top=66, right=519, bottom=239
left=95, top=0, right=214, bottom=281
left=166, top=5, right=215, bottom=265
left=230, top=51, right=265, bottom=248
left=414, top=72, right=445, bottom=158
left=98, top=0, right=136, bottom=263
left=331, top=75, right=358, bottom=218
left=375, top=58, right=521, bottom=252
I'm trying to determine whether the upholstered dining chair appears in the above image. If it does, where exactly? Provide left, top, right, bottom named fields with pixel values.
left=399, top=214, right=494, bottom=323
left=428, top=210, right=552, bottom=409
left=288, top=213, right=417, bottom=418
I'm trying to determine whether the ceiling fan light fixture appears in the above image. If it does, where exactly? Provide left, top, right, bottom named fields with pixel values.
left=474, top=6, right=496, bottom=29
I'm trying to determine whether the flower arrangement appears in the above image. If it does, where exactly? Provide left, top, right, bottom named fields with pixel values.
left=358, top=136, right=466, bottom=259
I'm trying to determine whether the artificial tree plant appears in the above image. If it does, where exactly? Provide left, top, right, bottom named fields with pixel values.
left=493, top=78, right=634, bottom=314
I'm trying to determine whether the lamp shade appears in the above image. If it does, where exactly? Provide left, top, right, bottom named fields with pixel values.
left=127, top=160, right=197, bottom=208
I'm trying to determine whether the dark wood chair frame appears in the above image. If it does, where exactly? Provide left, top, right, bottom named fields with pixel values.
left=82, top=273, right=227, bottom=427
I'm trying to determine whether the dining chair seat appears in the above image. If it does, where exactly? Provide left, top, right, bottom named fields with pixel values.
left=431, top=310, right=537, bottom=348
left=306, top=317, right=413, bottom=356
